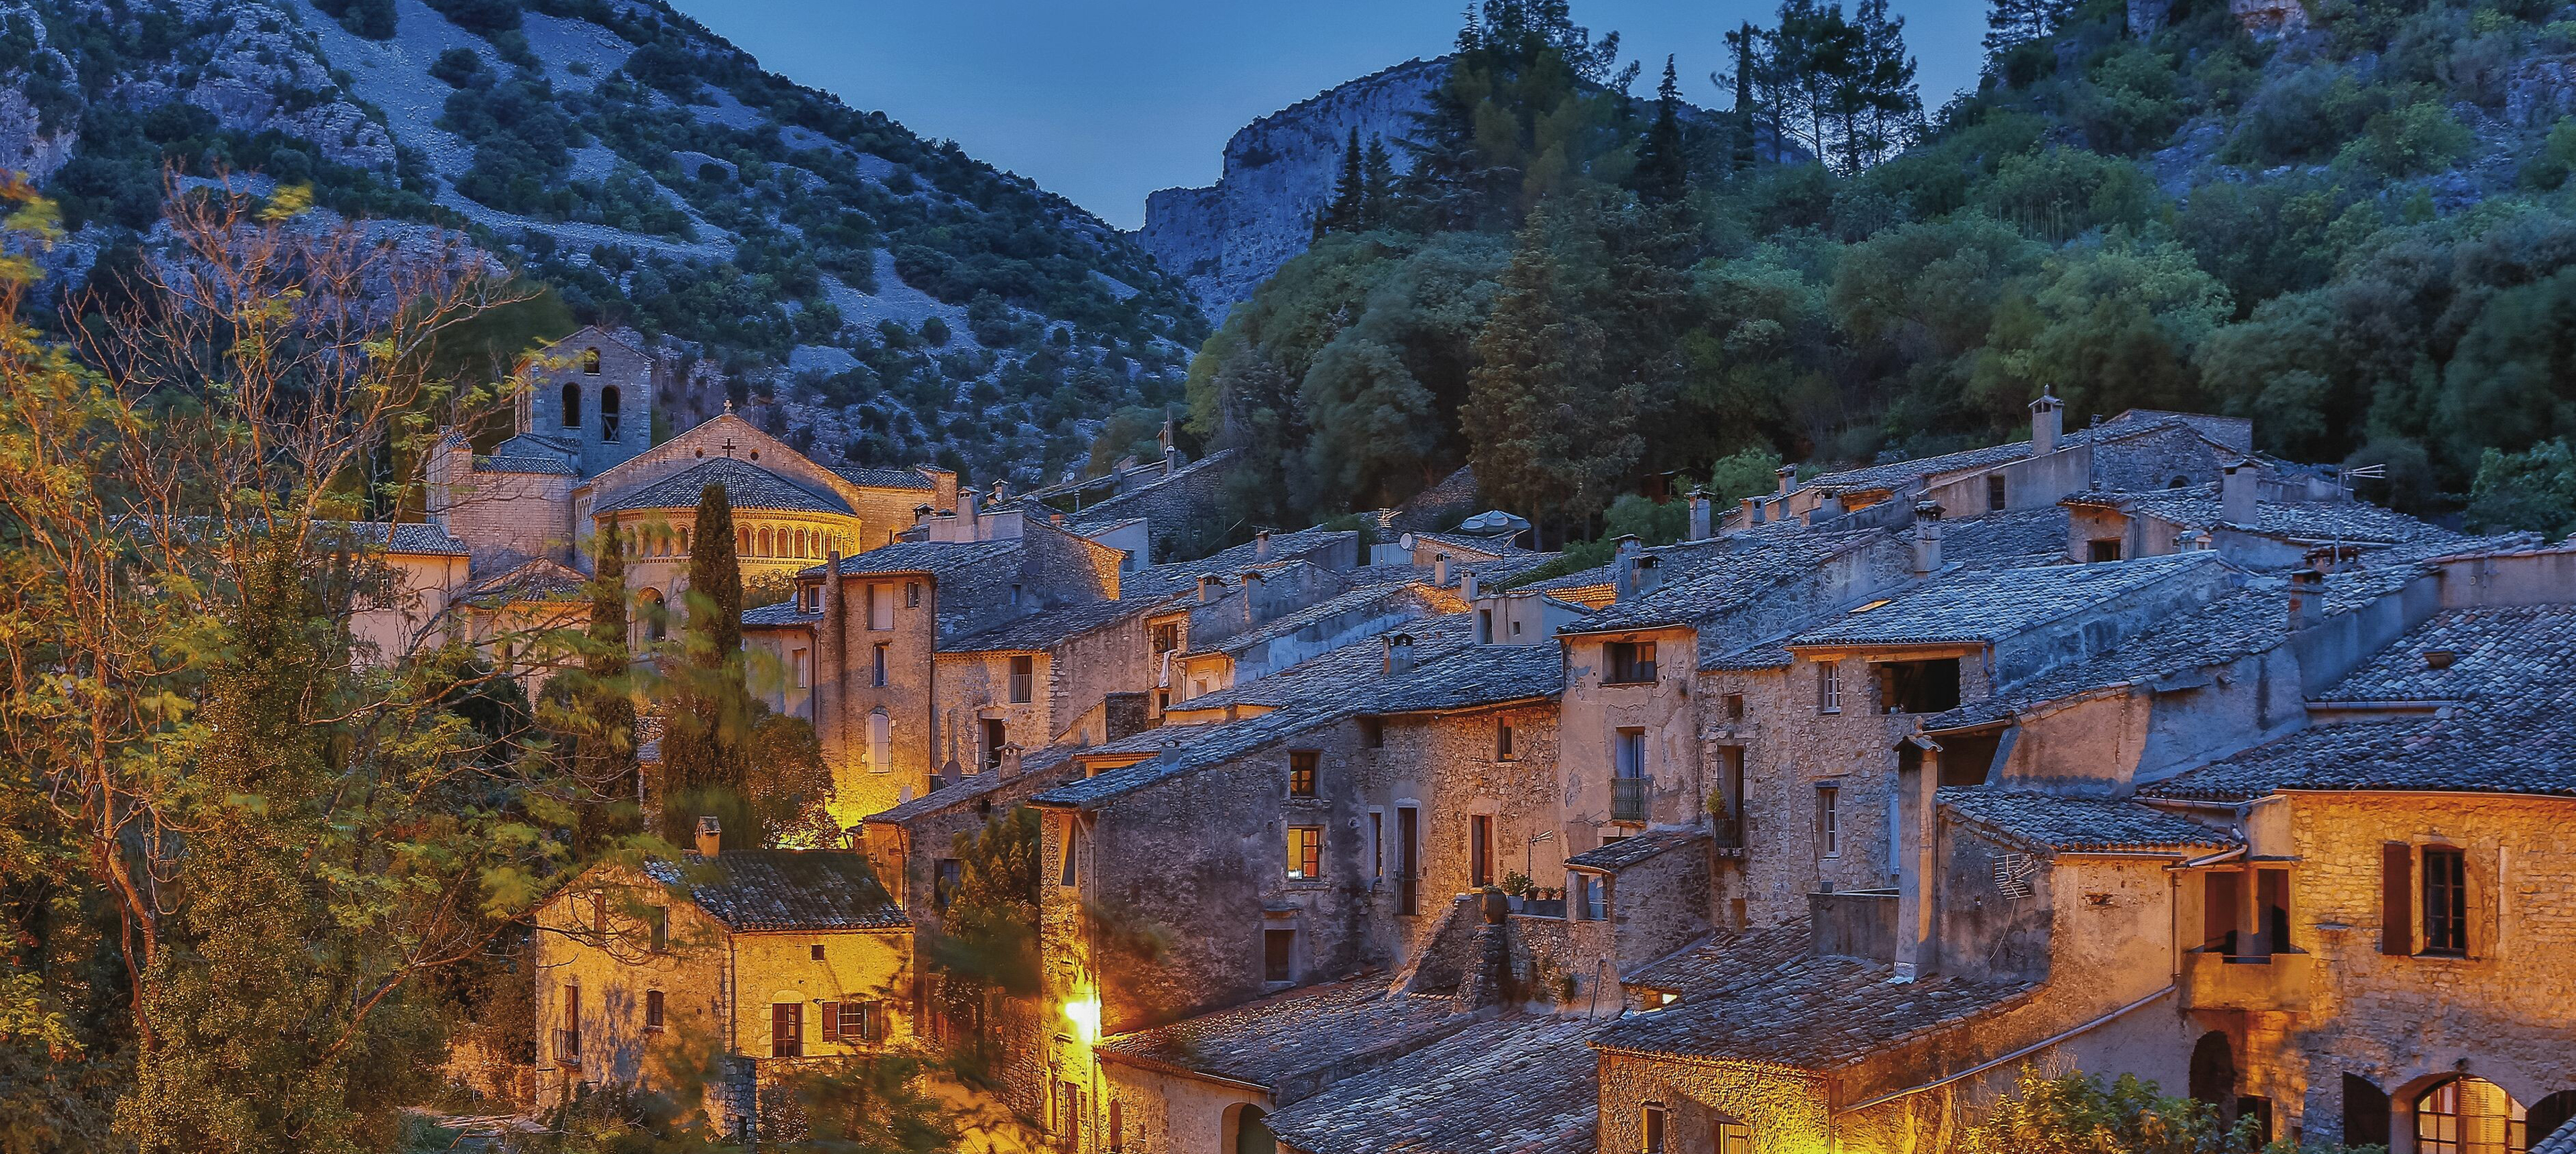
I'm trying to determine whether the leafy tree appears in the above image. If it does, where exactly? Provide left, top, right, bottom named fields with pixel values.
left=1960, top=1064, right=2383, bottom=1154
left=2463, top=438, right=2576, bottom=537
left=563, top=531, right=640, bottom=854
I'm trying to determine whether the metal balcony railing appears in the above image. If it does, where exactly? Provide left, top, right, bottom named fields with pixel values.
left=1611, top=777, right=1650, bottom=823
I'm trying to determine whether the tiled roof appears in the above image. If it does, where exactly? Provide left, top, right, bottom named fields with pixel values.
left=1564, top=531, right=1888, bottom=639
left=328, top=520, right=472, bottom=556
left=597, top=457, right=851, bottom=515
left=1805, top=416, right=2202, bottom=496
left=1263, top=1014, right=1607, bottom=1154
left=477, top=433, right=580, bottom=475
left=1213, top=582, right=1445, bottom=657
left=1939, top=507, right=2074, bottom=570
left=464, top=556, right=588, bottom=603
left=641, top=851, right=906, bottom=931
left=1095, top=977, right=1464, bottom=1092
left=1121, top=527, right=1356, bottom=600
left=1034, top=621, right=1561, bottom=809
left=1790, top=552, right=2224, bottom=648
left=1939, top=789, right=2239, bottom=855
left=944, top=596, right=1169, bottom=653
left=2068, top=484, right=2462, bottom=547
left=861, top=744, right=1079, bottom=825
left=1623, top=925, right=1815, bottom=996
left=1923, top=583, right=2292, bottom=729
left=808, top=538, right=1018, bottom=578
left=2534, top=1117, right=2576, bottom=1154
left=1566, top=827, right=1706, bottom=873
left=1593, top=952, right=2034, bottom=1070
left=1173, top=614, right=1478, bottom=715
left=826, top=464, right=938, bottom=491
left=741, top=599, right=821, bottom=627
left=2143, top=605, right=2576, bottom=800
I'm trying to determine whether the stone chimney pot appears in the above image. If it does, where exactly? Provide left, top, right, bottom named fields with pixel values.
left=1434, top=553, right=1451, bottom=587
left=2030, top=390, right=2065, bottom=456
left=1688, top=488, right=1712, bottom=541
left=2222, top=460, right=2259, bottom=527
left=1383, top=632, right=1416, bottom=676
left=2288, top=568, right=2325, bottom=630
left=694, top=815, right=722, bottom=857
left=1254, top=529, right=1272, bottom=562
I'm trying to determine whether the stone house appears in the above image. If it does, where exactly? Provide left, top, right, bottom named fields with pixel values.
left=530, top=823, right=911, bottom=1139
left=342, top=521, right=475, bottom=663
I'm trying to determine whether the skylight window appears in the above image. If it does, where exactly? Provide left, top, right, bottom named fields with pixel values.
left=1852, top=598, right=1893, bottom=613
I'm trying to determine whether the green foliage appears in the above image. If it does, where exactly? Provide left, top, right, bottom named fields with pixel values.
left=314, top=0, right=396, bottom=39
left=1960, top=1065, right=2244, bottom=1154
left=658, top=483, right=755, bottom=844
left=2464, top=438, right=2576, bottom=537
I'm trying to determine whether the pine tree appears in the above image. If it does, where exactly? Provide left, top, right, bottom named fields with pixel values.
left=1631, top=56, right=1690, bottom=205
left=1324, top=127, right=1366, bottom=234
left=1847, top=0, right=1923, bottom=170
left=659, top=481, right=753, bottom=843
left=1984, top=0, right=2074, bottom=55
left=1361, top=136, right=1397, bottom=228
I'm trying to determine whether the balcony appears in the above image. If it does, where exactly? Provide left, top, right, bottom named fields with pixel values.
left=1611, top=777, right=1650, bottom=823
left=2181, top=948, right=2312, bottom=1011
left=553, top=1028, right=582, bottom=1066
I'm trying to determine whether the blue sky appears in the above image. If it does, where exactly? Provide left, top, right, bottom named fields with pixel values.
left=664, top=0, right=1993, bottom=230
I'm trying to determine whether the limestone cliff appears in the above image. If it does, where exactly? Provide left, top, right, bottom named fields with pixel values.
left=1138, top=58, right=1448, bottom=320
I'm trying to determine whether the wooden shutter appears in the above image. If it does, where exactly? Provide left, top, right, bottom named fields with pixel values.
left=2380, top=842, right=2413, bottom=955
left=820, top=1000, right=841, bottom=1044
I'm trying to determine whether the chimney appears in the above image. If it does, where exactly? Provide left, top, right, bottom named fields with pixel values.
left=1687, top=488, right=1712, bottom=541
left=1611, top=535, right=1642, bottom=602
left=2288, top=568, right=2325, bottom=630
left=1911, top=501, right=1945, bottom=576
left=1382, top=631, right=1416, bottom=676
left=2221, top=460, right=2257, bottom=527
left=816, top=548, right=847, bottom=766
left=1434, top=552, right=1450, bottom=587
left=959, top=488, right=981, bottom=535
left=1776, top=465, right=1796, bottom=496
left=1635, top=554, right=1662, bottom=594
left=1242, top=570, right=1265, bottom=626
left=1163, top=445, right=1177, bottom=478
left=1741, top=496, right=1763, bottom=527
left=2030, top=390, right=2065, bottom=456
left=1461, top=569, right=1478, bottom=600
left=914, top=504, right=934, bottom=528
left=694, top=815, right=722, bottom=857
left=998, top=743, right=1023, bottom=779
left=1254, top=528, right=1272, bottom=562
left=1892, top=738, right=1939, bottom=982
left=1198, top=574, right=1223, bottom=603
left=1050, top=511, right=1065, bottom=526
left=991, top=480, right=1008, bottom=505
left=2186, top=529, right=2214, bottom=552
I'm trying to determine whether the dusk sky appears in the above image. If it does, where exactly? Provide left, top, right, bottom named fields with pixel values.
left=663, top=0, right=1992, bottom=230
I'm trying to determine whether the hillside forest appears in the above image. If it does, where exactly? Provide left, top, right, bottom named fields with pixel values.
left=1188, top=0, right=2576, bottom=545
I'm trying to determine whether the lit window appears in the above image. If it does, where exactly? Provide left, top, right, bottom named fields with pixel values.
left=1287, top=826, right=1322, bottom=880
left=1289, top=751, right=1318, bottom=798
left=1496, top=719, right=1515, bottom=759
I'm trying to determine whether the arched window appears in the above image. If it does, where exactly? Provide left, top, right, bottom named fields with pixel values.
left=2169, top=475, right=2192, bottom=489
left=739, top=528, right=751, bottom=554
left=600, top=386, right=622, bottom=441
left=583, top=346, right=602, bottom=375
left=867, top=710, right=892, bottom=772
left=639, top=588, right=667, bottom=643
left=758, top=527, right=774, bottom=557
left=2415, top=1076, right=2529, bottom=1154
left=680, top=527, right=690, bottom=554
left=561, top=383, right=582, bottom=430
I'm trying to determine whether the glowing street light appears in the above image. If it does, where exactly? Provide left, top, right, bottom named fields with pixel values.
left=1063, top=992, right=1102, bottom=1046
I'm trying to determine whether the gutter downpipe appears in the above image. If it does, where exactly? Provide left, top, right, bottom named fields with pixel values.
left=1832, top=986, right=2178, bottom=1116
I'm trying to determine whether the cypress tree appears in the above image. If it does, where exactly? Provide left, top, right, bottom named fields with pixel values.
left=661, top=481, right=752, bottom=841
left=574, top=529, right=637, bottom=850
left=1725, top=21, right=1762, bottom=171
left=1632, top=56, right=1690, bottom=205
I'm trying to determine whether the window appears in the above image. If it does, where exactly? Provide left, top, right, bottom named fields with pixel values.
left=2414, top=1076, right=2530, bottom=1154
left=1613, top=729, right=1648, bottom=822
left=1817, top=660, right=1843, bottom=713
left=1479, top=609, right=1494, bottom=644
left=1358, top=717, right=1384, bottom=747
left=1397, top=808, right=1419, bottom=916
left=811, top=943, right=826, bottom=961
left=1725, top=692, right=1744, bottom=721
left=1470, top=815, right=1493, bottom=888
left=2089, top=538, right=2124, bottom=563
left=820, top=1000, right=842, bottom=1045
left=2204, top=871, right=2241, bottom=953
left=983, top=718, right=1006, bottom=770
left=1059, top=823, right=1081, bottom=888
left=645, top=989, right=664, bottom=1031
left=906, top=581, right=921, bottom=608
left=872, top=643, right=890, bottom=688
left=600, top=385, right=621, bottom=440
left=792, top=647, right=810, bottom=689
left=1288, top=751, right=1318, bottom=797
left=771, top=1002, right=803, bottom=1057
left=1263, top=927, right=1295, bottom=983
left=1878, top=658, right=1961, bottom=714
left=561, top=382, right=582, bottom=429
left=1817, top=786, right=1841, bottom=857
left=1642, top=1104, right=1667, bottom=1153
left=2422, top=846, right=2468, bottom=955
left=869, top=584, right=894, bottom=631
left=1716, top=1119, right=1752, bottom=1154
left=1151, top=622, right=1179, bottom=653
left=1495, top=719, right=1515, bottom=759
left=1287, top=826, right=1322, bottom=880
left=1603, top=641, right=1658, bottom=684
left=867, top=711, right=892, bottom=772
left=1009, top=655, right=1034, bottom=703
left=1615, top=729, right=1647, bottom=779
left=1369, top=812, right=1383, bottom=879
left=934, top=858, right=963, bottom=910
left=1010, top=583, right=1024, bottom=607
left=1987, top=474, right=2007, bottom=511
left=821, top=1000, right=882, bottom=1045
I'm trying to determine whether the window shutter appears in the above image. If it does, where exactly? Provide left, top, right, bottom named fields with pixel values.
left=820, top=1000, right=841, bottom=1044
left=2381, top=842, right=2413, bottom=955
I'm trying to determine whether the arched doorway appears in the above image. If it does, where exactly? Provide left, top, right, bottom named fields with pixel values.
left=1235, top=1104, right=1275, bottom=1154
left=2190, top=1032, right=2238, bottom=1113
left=2344, top=1073, right=2393, bottom=1147
left=2414, top=1076, right=2530, bottom=1154
left=638, top=588, right=666, bottom=643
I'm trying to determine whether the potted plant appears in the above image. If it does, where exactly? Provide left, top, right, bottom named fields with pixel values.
left=1501, top=871, right=1534, bottom=911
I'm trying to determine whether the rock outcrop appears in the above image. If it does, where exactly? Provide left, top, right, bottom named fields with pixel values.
left=1138, top=58, right=1447, bottom=320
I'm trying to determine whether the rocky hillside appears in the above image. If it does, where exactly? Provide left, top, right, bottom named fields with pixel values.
left=1138, top=57, right=1448, bottom=319
left=0, top=0, right=1205, bottom=485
